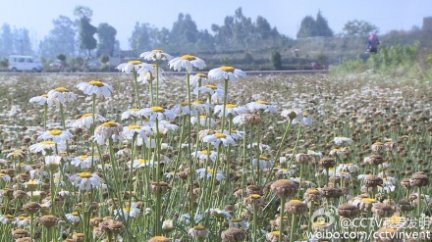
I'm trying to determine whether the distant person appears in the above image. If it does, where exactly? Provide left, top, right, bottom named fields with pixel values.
left=367, top=32, right=380, bottom=54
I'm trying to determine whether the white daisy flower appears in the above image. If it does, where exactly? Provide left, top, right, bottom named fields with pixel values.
left=76, top=80, right=113, bottom=98
left=93, top=121, right=123, bottom=145
left=29, top=140, right=65, bottom=155
left=194, top=84, right=225, bottom=104
left=139, top=106, right=176, bottom=121
left=122, top=124, right=153, bottom=146
left=251, top=155, right=274, bottom=169
left=208, top=65, right=246, bottom=82
left=196, top=168, right=224, bottom=181
left=0, top=172, right=11, bottom=182
left=47, top=87, right=77, bottom=104
left=38, top=129, right=72, bottom=143
left=71, top=113, right=106, bottom=129
left=29, top=94, right=53, bottom=106
left=117, top=60, right=152, bottom=74
left=214, top=104, right=248, bottom=118
left=121, top=108, right=143, bottom=120
left=44, top=155, right=62, bottom=169
left=65, top=212, right=80, bottom=223
left=191, top=72, right=208, bottom=87
left=14, top=216, right=30, bottom=227
left=192, top=149, right=218, bottom=162
left=229, top=129, right=245, bottom=141
left=132, top=159, right=154, bottom=169
left=70, top=171, right=102, bottom=191
left=140, top=49, right=172, bottom=62
left=114, top=202, right=141, bottom=220
left=202, top=132, right=235, bottom=147
left=191, top=115, right=216, bottom=127
left=152, top=120, right=178, bottom=134
left=173, top=100, right=209, bottom=117
left=137, top=64, right=166, bottom=85
left=333, top=137, right=353, bottom=145
left=336, top=163, right=360, bottom=174
left=169, top=54, right=206, bottom=72
left=246, top=100, right=277, bottom=113
left=246, top=143, right=272, bottom=152
left=71, top=155, right=95, bottom=169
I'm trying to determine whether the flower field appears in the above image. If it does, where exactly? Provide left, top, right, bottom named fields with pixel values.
left=0, top=51, right=431, bottom=242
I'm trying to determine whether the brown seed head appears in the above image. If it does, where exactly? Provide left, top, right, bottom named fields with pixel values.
left=221, top=227, right=246, bottom=242
left=270, top=179, right=298, bottom=198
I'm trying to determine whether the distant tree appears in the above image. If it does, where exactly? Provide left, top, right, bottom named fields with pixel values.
left=270, top=50, right=282, bottom=69
left=169, top=13, right=199, bottom=45
left=0, top=24, right=14, bottom=56
left=74, top=6, right=97, bottom=56
left=343, top=20, right=378, bottom=36
left=39, top=16, right=76, bottom=57
left=13, top=28, right=33, bottom=54
left=297, top=16, right=317, bottom=38
left=129, top=22, right=160, bottom=53
left=315, top=11, right=333, bottom=37
left=97, top=23, right=117, bottom=56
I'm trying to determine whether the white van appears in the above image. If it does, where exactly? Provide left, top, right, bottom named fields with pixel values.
left=8, top=55, right=43, bottom=72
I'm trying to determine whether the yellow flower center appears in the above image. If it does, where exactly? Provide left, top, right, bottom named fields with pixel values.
left=48, top=129, right=62, bottom=136
left=54, top=87, right=68, bottom=92
left=220, top=65, right=235, bottom=72
left=194, top=224, right=206, bottom=230
left=289, top=199, right=303, bottom=204
left=123, top=207, right=131, bottom=212
left=250, top=194, right=262, bottom=199
left=128, top=60, right=141, bottom=65
left=128, top=124, right=141, bottom=130
left=200, top=150, right=209, bottom=155
left=207, top=168, right=215, bottom=174
left=205, top=84, right=217, bottom=89
left=226, top=104, right=237, bottom=109
left=271, top=231, right=281, bottom=237
left=40, top=140, right=55, bottom=146
left=199, top=115, right=207, bottom=119
left=307, top=188, right=319, bottom=193
left=181, top=101, right=190, bottom=106
left=259, top=155, right=269, bottom=160
left=41, top=94, right=48, bottom=98
left=102, top=121, right=117, bottom=127
left=151, top=106, right=165, bottom=112
left=79, top=172, right=92, bottom=179
left=387, top=215, right=402, bottom=225
left=361, top=197, right=377, bottom=203
left=27, top=179, right=39, bottom=186
left=129, top=108, right=140, bottom=112
left=215, top=132, right=226, bottom=139
left=79, top=155, right=88, bottom=160
left=71, top=211, right=79, bottom=216
left=89, top=80, right=104, bottom=87
left=180, top=54, right=196, bottom=61
left=192, top=100, right=204, bottom=105
left=197, top=73, right=207, bottom=78
left=81, top=113, right=93, bottom=118
left=152, top=49, right=163, bottom=53
left=137, top=159, right=149, bottom=165
left=256, top=100, right=269, bottom=104
left=149, top=236, right=169, bottom=242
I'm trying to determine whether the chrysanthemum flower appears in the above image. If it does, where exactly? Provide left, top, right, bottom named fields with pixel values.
left=333, top=137, right=353, bottom=145
left=29, top=94, right=53, bottom=106
left=122, top=124, right=153, bottom=146
left=252, top=155, right=274, bottom=169
left=140, top=49, right=172, bottom=62
left=191, top=115, right=216, bottom=127
left=169, top=54, right=206, bottom=72
left=71, top=154, right=95, bottom=169
left=281, top=108, right=312, bottom=126
left=38, top=129, right=72, bottom=143
left=174, top=100, right=209, bottom=116
left=94, top=121, right=123, bottom=145
left=70, top=171, right=102, bottom=191
left=202, top=132, right=235, bottom=146
left=117, top=60, right=153, bottom=74
left=132, top=158, right=154, bottom=169
left=29, top=140, right=65, bottom=155
left=191, top=72, right=208, bottom=87
left=139, top=106, right=175, bottom=121
left=14, top=215, right=30, bottom=227
left=113, top=202, right=140, bottom=219
left=191, top=149, right=218, bottom=162
left=196, top=168, right=224, bottom=181
left=65, top=211, right=80, bottom=223
left=0, top=172, right=11, bottom=182
left=76, top=80, right=113, bottom=98
left=44, top=155, right=62, bottom=169
left=71, top=113, right=106, bottom=129
left=208, top=65, right=246, bottom=81
left=151, top=120, right=178, bottom=134
left=47, top=87, right=77, bottom=104
left=194, top=84, right=225, bottom=103
left=214, top=103, right=247, bottom=117
left=246, top=100, right=277, bottom=113
left=121, top=108, right=143, bottom=120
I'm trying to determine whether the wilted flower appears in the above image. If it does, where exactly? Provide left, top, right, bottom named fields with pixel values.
left=94, top=121, right=123, bottom=145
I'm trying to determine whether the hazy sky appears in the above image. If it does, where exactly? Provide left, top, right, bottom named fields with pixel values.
left=2, top=0, right=431, bottom=49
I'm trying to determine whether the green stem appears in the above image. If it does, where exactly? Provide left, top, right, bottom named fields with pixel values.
left=221, top=79, right=229, bottom=132
left=279, top=196, right=285, bottom=242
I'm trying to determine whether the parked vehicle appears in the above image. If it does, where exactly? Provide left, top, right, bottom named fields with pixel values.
left=8, top=55, right=43, bottom=72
